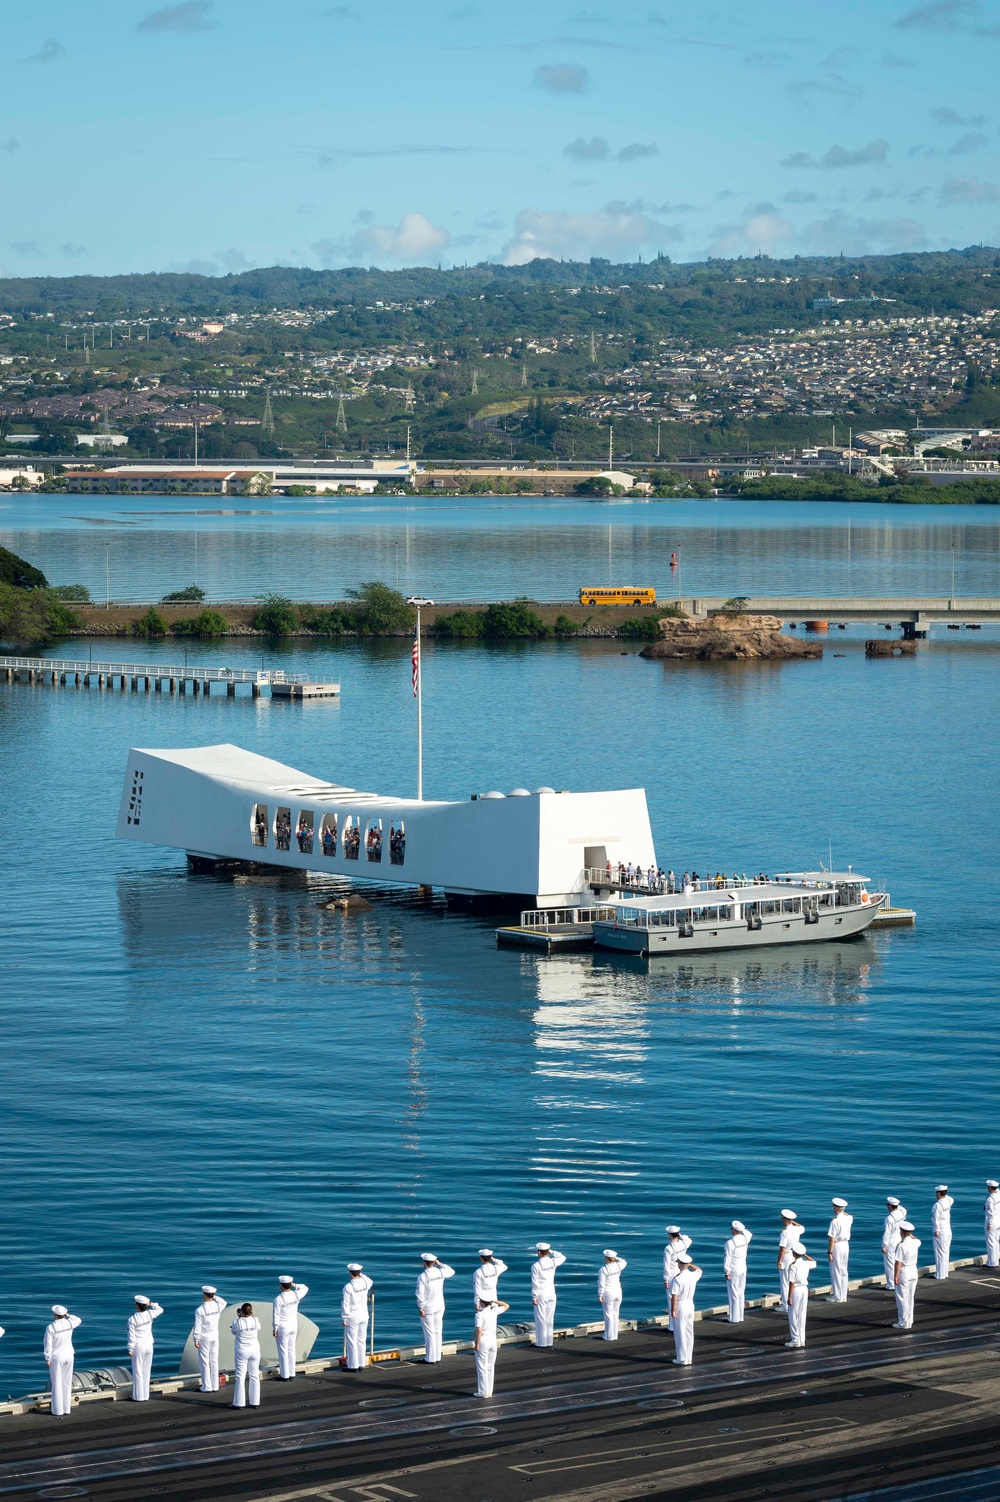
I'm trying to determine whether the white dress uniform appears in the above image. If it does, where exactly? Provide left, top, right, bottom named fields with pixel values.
left=473, top=1253, right=508, bottom=1306
left=786, top=1250, right=816, bottom=1348
left=777, top=1215, right=804, bottom=1311
left=475, top=1301, right=502, bottom=1398
left=893, top=1227, right=921, bottom=1328
left=882, top=1203, right=907, bottom=1290
left=231, top=1313, right=262, bottom=1407
left=44, top=1307, right=81, bottom=1417
left=724, top=1225, right=752, bottom=1323
left=416, top=1257, right=455, bottom=1363
left=663, top=1230, right=692, bottom=1330
left=531, top=1246, right=566, bottom=1348
left=272, top=1279, right=308, bottom=1379
left=827, top=1203, right=853, bottom=1302
left=341, top=1269, right=373, bottom=1370
left=669, top=1262, right=702, bottom=1364
left=932, top=1188, right=954, bottom=1278
left=984, top=1183, right=1000, bottom=1267
left=127, top=1299, right=164, bottom=1401
left=597, top=1253, right=627, bottom=1341
left=193, top=1289, right=227, bottom=1392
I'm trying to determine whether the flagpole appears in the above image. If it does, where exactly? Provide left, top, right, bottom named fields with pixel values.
left=407, top=597, right=433, bottom=802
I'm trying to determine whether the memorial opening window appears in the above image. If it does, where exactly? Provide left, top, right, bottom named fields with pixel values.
left=274, top=806, right=292, bottom=851
left=320, top=813, right=338, bottom=857
left=389, top=822, right=406, bottom=866
left=252, top=804, right=269, bottom=848
left=366, top=819, right=383, bottom=863
left=343, top=817, right=361, bottom=860
left=296, top=810, right=315, bottom=855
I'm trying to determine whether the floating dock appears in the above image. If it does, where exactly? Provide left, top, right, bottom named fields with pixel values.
left=1, top=655, right=339, bottom=699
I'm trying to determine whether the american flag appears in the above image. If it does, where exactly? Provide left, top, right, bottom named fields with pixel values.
left=411, top=633, right=420, bottom=697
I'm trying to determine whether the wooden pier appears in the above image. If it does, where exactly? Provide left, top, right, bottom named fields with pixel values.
left=1, top=655, right=339, bottom=699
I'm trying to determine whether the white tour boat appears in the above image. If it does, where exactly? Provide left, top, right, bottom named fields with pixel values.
left=592, top=871, right=884, bottom=956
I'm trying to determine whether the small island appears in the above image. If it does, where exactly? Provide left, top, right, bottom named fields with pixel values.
left=640, top=612, right=823, bottom=662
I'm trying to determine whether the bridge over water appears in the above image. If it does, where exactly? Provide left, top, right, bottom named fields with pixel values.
left=682, top=596, right=1000, bottom=636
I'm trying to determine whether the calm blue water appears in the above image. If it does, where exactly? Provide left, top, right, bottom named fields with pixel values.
left=0, top=502, right=998, bottom=1395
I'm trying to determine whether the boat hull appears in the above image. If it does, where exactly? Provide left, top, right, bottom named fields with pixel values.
left=593, top=899, right=881, bottom=955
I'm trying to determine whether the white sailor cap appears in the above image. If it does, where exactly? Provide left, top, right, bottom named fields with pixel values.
left=347, top=1262, right=363, bottom=1272
left=603, top=1248, right=617, bottom=1258
left=731, top=1220, right=746, bottom=1232
left=420, top=1252, right=437, bottom=1262
left=936, top=1184, right=949, bottom=1192
left=665, top=1224, right=681, bottom=1235
left=886, top=1196, right=900, bottom=1206
left=676, top=1252, right=693, bottom=1264
left=832, top=1197, right=848, bottom=1208
left=51, top=1304, right=68, bottom=1318
left=988, top=1180, right=999, bottom=1190
left=535, top=1241, right=551, bottom=1252
left=202, top=1285, right=217, bottom=1295
left=899, top=1221, right=914, bottom=1232
left=780, top=1209, right=797, bottom=1220
left=479, top=1248, right=494, bottom=1257
left=134, top=1295, right=151, bottom=1306
left=791, top=1243, right=808, bottom=1256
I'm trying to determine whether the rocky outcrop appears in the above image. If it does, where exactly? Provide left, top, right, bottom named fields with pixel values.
left=640, top=613, right=822, bottom=661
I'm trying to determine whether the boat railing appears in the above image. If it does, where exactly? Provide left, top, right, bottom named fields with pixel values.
left=1, top=655, right=313, bottom=684
left=519, top=906, right=617, bottom=929
left=583, top=867, right=761, bottom=894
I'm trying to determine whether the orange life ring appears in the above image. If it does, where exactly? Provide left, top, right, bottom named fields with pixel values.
left=861, top=891, right=869, bottom=903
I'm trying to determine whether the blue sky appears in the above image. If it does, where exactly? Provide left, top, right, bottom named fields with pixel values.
left=3, top=0, right=1000, bottom=275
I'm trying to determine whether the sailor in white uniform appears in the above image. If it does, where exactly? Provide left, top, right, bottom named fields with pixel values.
left=785, top=1243, right=816, bottom=1349
left=272, top=1275, right=308, bottom=1379
left=826, top=1198, right=853, bottom=1302
left=44, top=1305, right=80, bottom=1417
left=473, top=1250, right=508, bottom=1306
left=669, top=1253, right=702, bottom=1364
left=597, top=1250, right=627, bottom=1340
left=932, top=1185, right=954, bottom=1278
left=777, top=1210, right=804, bottom=1312
left=416, top=1253, right=455, bottom=1363
left=127, top=1295, right=164, bottom=1401
left=663, top=1226, right=692, bottom=1330
left=341, top=1263, right=373, bottom=1371
left=531, top=1242, right=566, bottom=1348
left=882, top=1198, right=907, bottom=1291
left=231, top=1303, right=262, bottom=1408
left=474, top=1297, right=509, bottom=1398
left=723, top=1221, right=752, bottom=1323
left=892, top=1222, right=921, bottom=1329
left=984, top=1180, right=1000, bottom=1268
left=193, top=1286, right=227, bottom=1393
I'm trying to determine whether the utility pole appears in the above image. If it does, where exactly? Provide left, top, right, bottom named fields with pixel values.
left=471, top=368, right=478, bottom=396
left=608, top=425, right=614, bottom=470
left=406, top=423, right=411, bottom=462
left=260, top=388, right=275, bottom=442
left=193, top=421, right=199, bottom=467
left=656, top=421, right=661, bottom=459
left=335, top=392, right=348, bottom=435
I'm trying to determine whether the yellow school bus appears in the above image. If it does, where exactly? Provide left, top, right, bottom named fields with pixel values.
left=579, top=586, right=657, bottom=606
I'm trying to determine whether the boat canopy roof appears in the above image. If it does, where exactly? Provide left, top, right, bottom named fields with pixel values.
left=611, top=882, right=820, bottom=912
left=772, top=871, right=870, bottom=885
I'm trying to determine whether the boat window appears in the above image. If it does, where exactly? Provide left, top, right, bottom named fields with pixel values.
left=366, top=818, right=383, bottom=863
left=251, top=803, right=269, bottom=848
left=320, top=812, right=338, bottom=857
left=274, top=807, right=292, bottom=851
left=343, top=816, right=361, bottom=860
left=296, top=810, right=314, bottom=855
left=390, top=822, right=405, bottom=866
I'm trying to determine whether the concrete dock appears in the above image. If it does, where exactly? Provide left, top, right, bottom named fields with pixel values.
left=3, top=1262, right=999, bottom=1500
left=1, top=656, right=339, bottom=700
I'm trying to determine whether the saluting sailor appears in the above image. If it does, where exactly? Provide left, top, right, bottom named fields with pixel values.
left=128, top=1294, right=164, bottom=1402
left=669, top=1253, right=702, bottom=1365
left=44, top=1305, right=81, bottom=1417
left=663, top=1226, right=692, bottom=1329
left=932, top=1185, right=954, bottom=1279
left=785, top=1243, right=816, bottom=1349
left=724, top=1221, right=752, bottom=1323
left=984, top=1180, right=1000, bottom=1268
left=826, top=1198, right=853, bottom=1303
left=893, top=1222, right=921, bottom=1330
left=474, top=1296, right=509, bottom=1399
left=272, top=1275, right=308, bottom=1380
left=531, top=1242, right=566, bottom=1349
left=882, top=1198, right=907, bottom=1291
left=416, top=1252, right=455, bottom=1363
left=193, top=1285, right=227, bottom=1393
left=597, top=1250, right=627, bottom=1341
left=342, top=1263, right=373, bottom=1371
left=473, top=1250, right=508, bottom=1306
left=777, top=1210, right=804, bottom=1312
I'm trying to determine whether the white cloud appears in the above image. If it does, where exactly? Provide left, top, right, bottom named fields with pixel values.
left=347, top=212, right=451, bottom=264
left=708, top=207, right=794, bottom=257
left=564, top=136, right=609, bottom=161
left=798, top=211, right=926, bottom=253
left=1, top=138, right=19, bottom=153
left=782, top=139, right=889, bottom=170
left=931, top=105, right=987, bottom=126
left=940, top=175, right=1000, bottom=202
left=896, top=0, right=978, bottom=29
left=533, top=63, right=590, bottom=93
left=616, top=141, right=658, bottom=161
left=136, top=2, right=214, bottom=31
left=501, top=205, right=679, bottom=263
left=948, top=131, right=989, bottom=153
left=23, top=38, right=65, bottom=64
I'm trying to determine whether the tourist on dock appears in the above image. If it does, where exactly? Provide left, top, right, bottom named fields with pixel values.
left=724, top=1221, right=753, bottom=1323
left=882, top=1199, right=907, bottom=1291
left=663, top=1226, right=692, bottom=1329
left=473, top=1297, right=509, bottom=1398
left=272, top=1275, right=308, bottom=1380
left=416, top=1253, right=455, bottom=1363
left=669, top=1253, right=702, bottom=1364
left=826, top=1198, right=853, bottom=1303
left=44, top=1305, right=80, bottom=1417
left=127, top=1294, right=164, bottom=1402
left=531, top=1242, right=566, bottom=1348
left=893, top=1223, right=921, bottom=1329
left=785, top=1244, right=816, bottom=1348
left=667, top=870, right=676, bottom=894
left=932, top=1185, right=954, bottom=1278
left=598, top=1250, right=627, bottom=1340
left=342, top=1263, right=373, bottom=1371
left=777, top=1210, right=804, bottom=1312
left=984, top=1180, right=1000, bottom=1267
left=322, top=822, right=336, bottom=857
left=193, top=1285, right=227, bottom=1393
left=230, top=1303, right=261, bottom=1408
left=682, top=871, right=691, bottom=893
left=474, top=1250, right=508, bottom=1306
